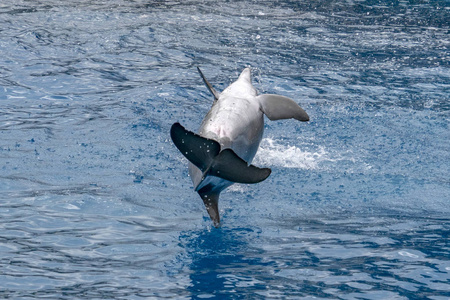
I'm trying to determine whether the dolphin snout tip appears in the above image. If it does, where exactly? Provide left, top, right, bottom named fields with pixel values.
left=239, top=67, right=252, bottom=81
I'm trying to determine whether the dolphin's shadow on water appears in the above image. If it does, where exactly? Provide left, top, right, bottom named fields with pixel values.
left=179, top=225, right=267, bottom=298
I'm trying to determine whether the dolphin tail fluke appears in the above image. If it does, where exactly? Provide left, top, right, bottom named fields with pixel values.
left=197, top=67, right=220, bottom=101
left=210, top=149, right=271, bottom=184
left=170, top=123, right=271, bottom=184
left=198, top=190, right=220, bottom=227
left=257, top=94, right=309, bottom=122
left=170, top=122, right=221, bottom=171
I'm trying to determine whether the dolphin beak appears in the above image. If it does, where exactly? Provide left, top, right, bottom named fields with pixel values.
left=238, top=67, right=252, bottom=82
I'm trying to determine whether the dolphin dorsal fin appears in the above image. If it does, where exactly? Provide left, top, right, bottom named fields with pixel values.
left=197, top=67, right=220, bottom=101
left=197, top=190, right=221, bottom=227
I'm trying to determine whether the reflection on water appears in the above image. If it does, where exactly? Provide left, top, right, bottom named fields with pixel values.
left=180, top=215, right=449, bottom=299
left=182, top=227, right=262, bottom=298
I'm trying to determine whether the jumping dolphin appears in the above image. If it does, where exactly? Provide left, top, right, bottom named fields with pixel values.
left=170, top=67, right=309, bottom=227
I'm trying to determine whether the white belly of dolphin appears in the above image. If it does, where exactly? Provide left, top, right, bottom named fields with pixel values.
left=200, top=96, right=264, bottom=162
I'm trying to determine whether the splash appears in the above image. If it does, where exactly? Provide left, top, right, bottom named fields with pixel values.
left=253, top=138, right=334, bottom=170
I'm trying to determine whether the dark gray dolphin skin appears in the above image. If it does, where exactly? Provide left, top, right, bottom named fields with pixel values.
left=170, top=67, right=309, bottom=227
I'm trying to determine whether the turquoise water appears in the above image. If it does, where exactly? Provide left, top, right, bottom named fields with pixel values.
left=0, top=1, right=449, bottom=298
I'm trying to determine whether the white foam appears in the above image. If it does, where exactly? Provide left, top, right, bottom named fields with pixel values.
left=63, top=203, right=80, bottom=210
left=398, top=250, right=421, bottom=259
left=227, top=183, right=247, bottom=192
left=253, top=138, right=334, bottom=170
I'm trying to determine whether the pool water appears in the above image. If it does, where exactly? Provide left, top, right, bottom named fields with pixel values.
left=0, top=1, right=449, bottom=298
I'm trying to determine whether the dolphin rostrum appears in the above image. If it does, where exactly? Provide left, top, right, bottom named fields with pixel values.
left=170, top=67, right=309, bottom=227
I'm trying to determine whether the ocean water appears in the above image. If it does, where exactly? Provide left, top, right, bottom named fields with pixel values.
left=0, top=0, right=449, bottom=299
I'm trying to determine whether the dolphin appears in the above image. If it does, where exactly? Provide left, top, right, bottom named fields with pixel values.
left=170, top=67, right=309, bottom=227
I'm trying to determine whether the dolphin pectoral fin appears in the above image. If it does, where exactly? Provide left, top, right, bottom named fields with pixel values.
left=198, top=190, right=221, bottom=227
left=197, top=67, right=220, bottom=101
left=209, top=149, right=271, bottom=184
left=258, top=94, right=309, bottom=122
left=170, top=122, right=221, bottom=171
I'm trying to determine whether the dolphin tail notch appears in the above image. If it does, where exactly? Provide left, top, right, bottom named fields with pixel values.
left=170, top=122, right=271, bottom=185
left=197, top=67, right=220, bottom=101
left=209, top=149, right=271, bottom=184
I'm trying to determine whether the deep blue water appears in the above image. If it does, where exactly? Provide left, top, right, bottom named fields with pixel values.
left=0, top=0, right=449, bottom=299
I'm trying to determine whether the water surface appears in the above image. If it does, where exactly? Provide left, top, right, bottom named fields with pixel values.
left=0, top=1, right=449, bottom=298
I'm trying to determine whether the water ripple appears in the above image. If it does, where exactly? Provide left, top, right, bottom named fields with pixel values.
left=0, top=0, right=449, bottom=298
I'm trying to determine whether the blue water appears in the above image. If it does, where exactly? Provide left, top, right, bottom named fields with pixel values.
left=0, top=1, right=449, bottom=298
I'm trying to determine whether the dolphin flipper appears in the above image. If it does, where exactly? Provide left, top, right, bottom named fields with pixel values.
left=258, top=94, right=309, bottom=122
left=197, top=67, right=220, bottom=101
left=170, top=122, right=271, bottom=184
